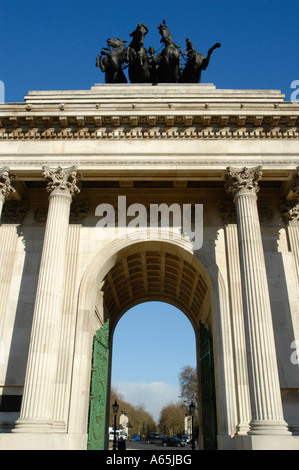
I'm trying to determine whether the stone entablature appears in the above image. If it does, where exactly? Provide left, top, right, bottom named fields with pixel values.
left=0, top=85, right=298, bottom=141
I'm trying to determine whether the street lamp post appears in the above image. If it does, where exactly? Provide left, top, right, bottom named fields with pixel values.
left=189, top=402, right=195, bottom=451
left=112, top=399, right=119, bottom=451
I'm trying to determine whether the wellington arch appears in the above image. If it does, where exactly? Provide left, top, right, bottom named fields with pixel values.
left=0, top=83, right=299, bottom=450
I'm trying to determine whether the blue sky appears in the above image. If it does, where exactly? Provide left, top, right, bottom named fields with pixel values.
left=1, top=0, right=298, bottom=421
left=1, top=0, right=299, bottom=102
left=111, top=302, right=196, bottom=421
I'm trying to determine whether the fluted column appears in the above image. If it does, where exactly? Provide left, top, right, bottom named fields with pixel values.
left=0, top=167, right=15, bottom=219
left=0, top=168, right=17, bottom=345
left=220, top=202, right=251, bottom=434
left=53, top=224, right=81, bottom=427
left=0, top=225, right=19, bottom=338
left=13, top=166, right=80, bottom=433
left=225, top=166, right=290, bottom=435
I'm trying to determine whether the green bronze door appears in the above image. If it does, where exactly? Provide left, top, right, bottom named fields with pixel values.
left=200, top=322, right=217, bottom=450
left=87, top=320, right=110, bottom=450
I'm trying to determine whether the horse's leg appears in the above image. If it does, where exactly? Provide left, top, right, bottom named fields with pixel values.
left=98, top=56, right=106, bottom=73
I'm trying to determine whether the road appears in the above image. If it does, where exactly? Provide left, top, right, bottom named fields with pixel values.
left=110, top=440, right=194, bottom=451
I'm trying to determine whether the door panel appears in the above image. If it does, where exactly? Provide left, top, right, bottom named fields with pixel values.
left=200, top=322, right=217, bottom=450
left=87, top=320, right=110, bottom=450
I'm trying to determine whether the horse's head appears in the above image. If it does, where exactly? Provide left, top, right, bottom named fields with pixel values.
left=129, top=22, right=148, bottom=48
left=158, top=19, right=173, bottom=44
left=107, top=38, right=127, bottom=50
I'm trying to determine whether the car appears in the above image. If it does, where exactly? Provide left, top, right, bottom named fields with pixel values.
left=146, top=432, right=163, bottom=444
left=162, top=436, right=187, bottom=447
left=108, top=429, right=128, bottom=441
left=180, top=435, right=191, bottom=444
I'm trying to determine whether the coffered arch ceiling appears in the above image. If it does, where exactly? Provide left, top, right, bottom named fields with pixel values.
left=102, top=248, right=209, bottom=330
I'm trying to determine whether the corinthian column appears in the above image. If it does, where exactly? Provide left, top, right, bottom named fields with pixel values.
left=14, top=166, right=80, bottom=433
left=225, top=166, right=290, bottom=436
left=0, top=168, right=16, bottom=342
left=0, top=167, right=15, bottom=219
left=280, top=168, right=299, bottom=285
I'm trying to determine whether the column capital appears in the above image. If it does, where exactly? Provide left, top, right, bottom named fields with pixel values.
left=42, top=165, right=80, bottom=199
left=279, top=199, right=299, bottom=225
left=0, top=167, right=16, bottom=201
left=290, top=166, right=299, bottom=198
left=225, top=165, right=263, bottom=200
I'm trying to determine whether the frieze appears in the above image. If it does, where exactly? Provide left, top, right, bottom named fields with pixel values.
left=3, top=159, right=299, bottom=168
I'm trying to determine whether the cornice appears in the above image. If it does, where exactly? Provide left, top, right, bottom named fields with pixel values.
left=0, top=112, right=298, bottom=140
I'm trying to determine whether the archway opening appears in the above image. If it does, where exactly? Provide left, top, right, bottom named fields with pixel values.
left=110, top=301, right=197, bottom=434
left=85, top=240, right=219, bottom=450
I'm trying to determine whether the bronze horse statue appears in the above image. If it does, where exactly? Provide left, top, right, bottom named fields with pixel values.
left=96, top=38, right=127, bottom=83
left=155, top=20, right=181, bottom=83
left=96, top=22, right=221, bottom=85
left=126, top=22, right=151, bottom=83
left=179, top=38, right=221, bottom=83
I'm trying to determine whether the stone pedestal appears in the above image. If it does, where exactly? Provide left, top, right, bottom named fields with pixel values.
left=13, top=166, right=79, bottom=433
left=226, top=166, right=290, bottom=436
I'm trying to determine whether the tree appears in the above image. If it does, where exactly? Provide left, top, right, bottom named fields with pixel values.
left=178, top=365, right=198, bottom=407
left=158, top=402, right=186, bottom=437
left=108, top=387, right=156, bottom=437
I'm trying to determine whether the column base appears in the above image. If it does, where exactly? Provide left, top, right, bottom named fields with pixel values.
left=248, top=420, right=291, bottom=435
left=236, top=422, right=251, bottom=435
left=12, top=418, right=66, bottom=434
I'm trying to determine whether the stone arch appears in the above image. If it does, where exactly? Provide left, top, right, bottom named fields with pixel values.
left=68, top=233, right=237, bottom=448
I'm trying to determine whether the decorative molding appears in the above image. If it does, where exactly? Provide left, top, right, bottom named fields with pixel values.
left=0, top=113, right=298, bottom=140
left=42, top=166, right=80, bottom=198
left=225, top=166, right=263, bottom=199
left=87, top=320, right=110, bottom=450
left=2, top=159, right=298, bottom=169
left=258, top=206, right=274, bottom=223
